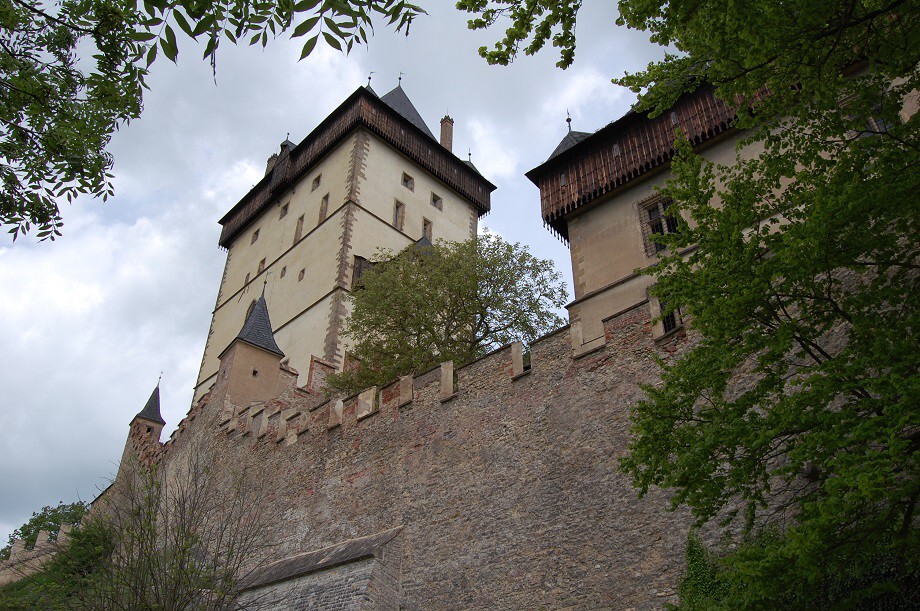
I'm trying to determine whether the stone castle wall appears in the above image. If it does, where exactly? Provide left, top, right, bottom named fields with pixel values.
left=152, top=301, right=697, bottom=609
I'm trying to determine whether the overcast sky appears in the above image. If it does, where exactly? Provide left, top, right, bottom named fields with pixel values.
left=0, top=3, right=664, bottom=542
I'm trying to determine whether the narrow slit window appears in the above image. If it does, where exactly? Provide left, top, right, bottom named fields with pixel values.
left=279, top=203, right=289, bottom=219
left=294, top=215, right=304, bottom=243
left=393, top=201, right=405, bottom=231
left=251, top=229, right=259, bottom=244
left=318, top=193, right=329, bottom=223
left=258, top=258, right=266, bottom=273
left=311, top=174, right=321, bottom=191
left=422, top=218, right=433, bottom=241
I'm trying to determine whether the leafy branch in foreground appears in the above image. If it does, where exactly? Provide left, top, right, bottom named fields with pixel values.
left=327, top=233, right=567, bottom=395
left=1, top=0, right=425, bottom=241
left=609, top=0, right=919, bottom=605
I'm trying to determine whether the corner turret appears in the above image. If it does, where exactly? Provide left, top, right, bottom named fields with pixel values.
left=215, top=289, right=291, bottom=411
left=115, top=383, right=167, bottom=481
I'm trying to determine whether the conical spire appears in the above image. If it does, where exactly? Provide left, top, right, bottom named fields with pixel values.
left=380, top=84, right=435, bottom=140
left=233, top=290, right=285, bottom=357
left=134, top=385, right=165, bottom=425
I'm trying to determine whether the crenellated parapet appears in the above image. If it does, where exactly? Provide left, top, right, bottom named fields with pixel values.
left=0, top=525, right=72, bottom=586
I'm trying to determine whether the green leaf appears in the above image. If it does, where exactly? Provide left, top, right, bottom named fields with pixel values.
left=173, top=9, right=194, bottom=38
left=292, top=16, right=319, bottom=38
left=322, top=31, right=341, bottom=51
left=299, top=34, right=318, bottom=59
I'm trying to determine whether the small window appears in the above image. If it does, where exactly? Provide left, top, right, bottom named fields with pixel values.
left=560, top=173, right=567, bottom=187
left=393, top=200, right=405, bottom=231
left=244, top=273, right=250, bottom=284
left=642, top=198, right=680, bottom=256
left=251, top=229, right=259, bottom=244
left=422, top=218, right=433, bottom=241
left=311, top=174, right=321, bottom=191
left=401, top=172, right=415, bottom=191
left=280, top=266, right=287, bottom=278
left=670, top=111, right=679, bottom=127
left=258, top=258, right=266, bottom=273
left=298, top=269, right=305, bottom=281
left=246, top=299, right=257, bottom=319
left=318, top=193, right=329, bottom=223
left=659, top=299, right=683, bottom=334
left=279, top=203, right=289, bottom=219
left=613, top=143, right=621, bottom=156
left=430, top=193, right=443, bottom=210
left=294, top=215, right=304, bottom=243
left=352, top=255, right=375, bottom=289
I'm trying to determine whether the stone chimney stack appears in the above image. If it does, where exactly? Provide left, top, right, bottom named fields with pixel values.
left=440, top=116, right=454, bottom=152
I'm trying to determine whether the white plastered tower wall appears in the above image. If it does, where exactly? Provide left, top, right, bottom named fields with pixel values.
left=193, top=86, right=494, bottom=403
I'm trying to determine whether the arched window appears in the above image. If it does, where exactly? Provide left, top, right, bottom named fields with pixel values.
left=245, top=300, right=257, bottom=321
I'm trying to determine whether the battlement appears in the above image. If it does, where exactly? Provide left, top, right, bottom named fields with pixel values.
left=0, top=524, right=72, bottom=587
left=159, top=298, right=686, bottom=463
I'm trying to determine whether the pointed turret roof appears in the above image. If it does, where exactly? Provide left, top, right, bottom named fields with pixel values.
left=232, top=291, right=285, bottom=357
left=380, top=85, right=436, bottom=140
left=547, top=130, right=592, bottom=161
left=134, top=385, right=165, bottom=425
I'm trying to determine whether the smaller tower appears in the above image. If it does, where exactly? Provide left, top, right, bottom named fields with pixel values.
left=116, top=384, right=166, bottom=479
left=215, top=290, right=289, bottom=411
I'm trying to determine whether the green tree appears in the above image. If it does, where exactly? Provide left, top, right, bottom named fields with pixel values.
left=0, top=501, right=87, bottom=560
left=2, top=0, right=423, bottom=241
left=328, top=233, right=567, bottom=395
left=462, top=0, right=919, bottom=605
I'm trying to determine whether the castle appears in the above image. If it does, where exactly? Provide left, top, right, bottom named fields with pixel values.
left=4, top=83, right=748, bottom=607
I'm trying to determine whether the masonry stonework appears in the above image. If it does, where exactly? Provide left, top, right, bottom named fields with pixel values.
left=108, top=298, right=697, bottom=609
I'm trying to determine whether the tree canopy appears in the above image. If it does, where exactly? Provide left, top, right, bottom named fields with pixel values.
left=327, top=234, right=567, bottom=395
left=462, top=0, right=919, bottom=604
left=1, top=0, right=423, bottom=240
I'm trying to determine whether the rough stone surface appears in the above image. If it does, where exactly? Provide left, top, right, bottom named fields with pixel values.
left=110, top=302, right=703, bottom=610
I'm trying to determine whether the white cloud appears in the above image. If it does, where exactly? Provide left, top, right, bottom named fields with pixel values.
left=0, top=4, right=662, bottom=543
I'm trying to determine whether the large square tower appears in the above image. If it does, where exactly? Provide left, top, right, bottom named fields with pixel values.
left=193, top=85, right=496, bottom=402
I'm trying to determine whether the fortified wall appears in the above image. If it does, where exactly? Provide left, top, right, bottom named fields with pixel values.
left=120, top=299, right=697, bottom=610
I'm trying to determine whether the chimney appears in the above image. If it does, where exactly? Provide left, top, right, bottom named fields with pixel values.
left=265, top=153, right=279, bottom=176
left=440, top=116, right=454, bottom=152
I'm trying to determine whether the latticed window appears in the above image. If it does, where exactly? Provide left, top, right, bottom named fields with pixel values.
left=642, top=198, right=679, bottom=255
left=658, top=296, right=682, bottom=335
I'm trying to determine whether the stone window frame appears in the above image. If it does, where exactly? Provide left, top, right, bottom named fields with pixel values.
left=422, top=218, right=433, bottom=241
left=648, top=287, right=684, bottom=338
left=318, top=193, right=329, bottom=223
left=401, top=172, right=415, bottom=192
left=430, top=192, right=443, bottom=210
left=311, top=174, right=322, bottom=191
left=251, top=228, right=260, bottom=244
left=279, top=202, right=289, bottom=219
left=393, top=200, right=406, bottom=231
left=294, top=215, right=305, bottom=243
left=638, top=195, right=679, bottom=257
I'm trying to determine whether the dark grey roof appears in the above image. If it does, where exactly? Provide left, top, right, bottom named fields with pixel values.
left=240, top=527, right=402, bottom=591
left=234, top=293, right=285, bottom=357
left=380, top=85, right=435, bottom=140
left=463, top=159, right=483, bottom=175
left=134, top=386, right=165, bottom=425
left=414, top=235, right=433, bottom=247
left=547, top=130, right=591, bottom=161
